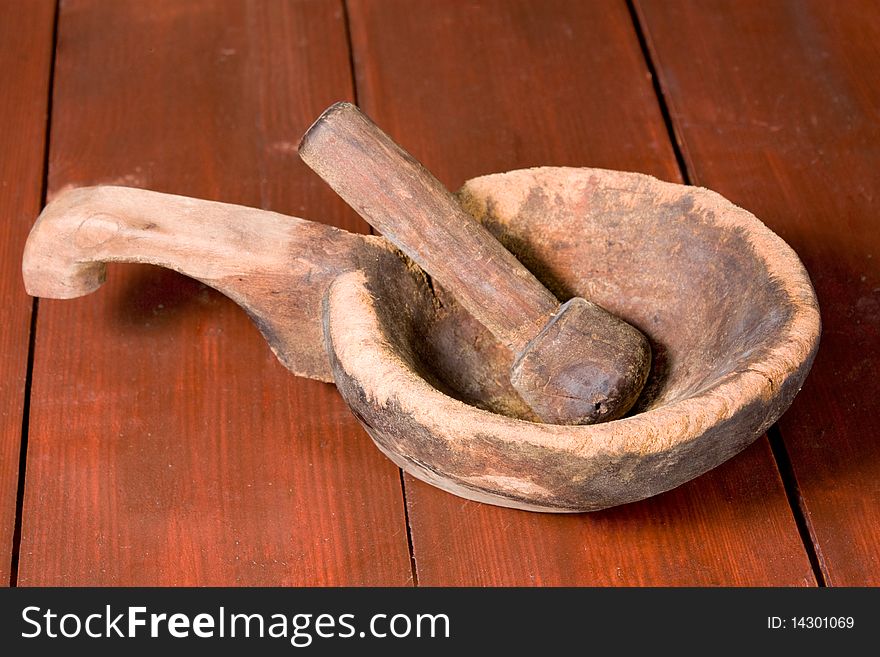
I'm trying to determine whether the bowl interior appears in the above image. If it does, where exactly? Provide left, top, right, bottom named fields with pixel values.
left=366, top=168, right=796, bottom=421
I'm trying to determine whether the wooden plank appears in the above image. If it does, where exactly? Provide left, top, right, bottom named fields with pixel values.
left=635, top=0, right=880, bottom=585
left=347, top=0, right=815, bottom=585
left=0, top=0, right=55, bottom=584
left=19, top=0, right=413, bottom=585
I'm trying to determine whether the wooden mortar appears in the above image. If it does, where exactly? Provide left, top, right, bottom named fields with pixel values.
left=22, top=167, right=821, bottom=511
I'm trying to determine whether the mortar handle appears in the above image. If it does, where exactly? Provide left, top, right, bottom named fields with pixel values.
left=22, top=185, right=372, bottom=381
left=298, top=102, right=559, bottom=354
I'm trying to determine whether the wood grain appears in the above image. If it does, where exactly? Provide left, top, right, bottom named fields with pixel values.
left=300, top=102, right=561, bottom=354
left=299, top=102, right=651, bottom=425
left=347, top=0, right=816, bottom=584
left=18, top=0, right=412, bottom=585
left=0, top=0, right=55, bottom=584
left=636, top=0, right=880, bottom=585
left=324, top=165, right=820, bottom=513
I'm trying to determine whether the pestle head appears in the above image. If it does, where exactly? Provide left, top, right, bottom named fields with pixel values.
left=510, top=297, right=651, bottom=425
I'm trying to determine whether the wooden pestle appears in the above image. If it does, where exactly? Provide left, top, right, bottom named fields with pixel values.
left=299, top=102, right=650, bottom=425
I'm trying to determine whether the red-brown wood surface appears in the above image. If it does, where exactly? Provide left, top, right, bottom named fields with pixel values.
left=18, top=0, right=413, bottom=585
left=0, top=0, right=55, bottom=584
left=12, top=0, right=874, bottom=587
left=346, top=0, right=814, bottom=585
left=636, top=0, right=880, bottom=585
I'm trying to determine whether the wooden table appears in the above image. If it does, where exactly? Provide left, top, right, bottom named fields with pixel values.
left=1, top=0, right=877, bottom=586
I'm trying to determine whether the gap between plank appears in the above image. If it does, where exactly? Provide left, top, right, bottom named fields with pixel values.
left=341, top=0, right=359, bottom=108
left=768, top=426, right=828, bottom=586
left=341, top=0, right=419, bottom=586
left=626, top=0, right=825, bottom=586
left=9, top=0, right=60, bottom=588
left=398, top=469, right=419, bottom=586
left=9, top=300, right=38, bottom=588
left=625, top=0, right=691, bottom=185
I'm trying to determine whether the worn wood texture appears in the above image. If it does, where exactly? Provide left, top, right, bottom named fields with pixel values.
left=22, top=185, right=392, bottom=382
left=21, top=167, right=819, bottom=514
left=0, top=0, right=55, bottom=584
left=301, top=102, right=651, bottom=425
left=326, top=166, right=819, bottom=511
left=18, top=0, right=413, bottom=586
left=301, top=103, right=560, bottom=355
left=347, top=0, right=817, bottom=584
left=636, top=0, right=880, bottom=585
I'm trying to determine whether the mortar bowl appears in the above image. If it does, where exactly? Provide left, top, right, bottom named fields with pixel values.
left=324, top=167, right=820, bottom=512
